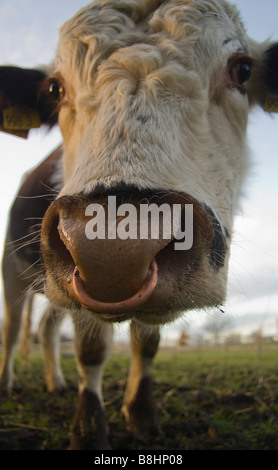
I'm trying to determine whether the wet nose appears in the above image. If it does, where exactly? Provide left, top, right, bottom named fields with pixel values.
left=41, top=187, right=224, bottom=316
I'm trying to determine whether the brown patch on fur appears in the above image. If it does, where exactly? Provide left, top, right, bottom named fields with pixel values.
left=8, top=147, right=63, bottom=266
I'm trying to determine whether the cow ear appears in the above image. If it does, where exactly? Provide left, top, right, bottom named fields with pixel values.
left=0, top=66, right=58, bottom=139
left=248, top=42, right=278, bottom=113
left=262, top=43, right=278, bottom=112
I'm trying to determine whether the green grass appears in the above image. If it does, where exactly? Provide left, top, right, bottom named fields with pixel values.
left=1, top=345, right=278, bottom=450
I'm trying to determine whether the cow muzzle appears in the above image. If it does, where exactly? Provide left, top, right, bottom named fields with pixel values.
left=41, top=188, right=223, bottom=320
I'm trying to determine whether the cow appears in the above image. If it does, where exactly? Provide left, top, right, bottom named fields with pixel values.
left=0, top=0, right=278, bottom=450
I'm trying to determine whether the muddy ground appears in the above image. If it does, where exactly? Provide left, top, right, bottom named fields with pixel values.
left=1, top=349, right=278, bottom=450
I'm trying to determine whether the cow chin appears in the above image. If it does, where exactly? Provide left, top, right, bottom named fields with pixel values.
left=41, top=187, right=229, bottom=325
left=43, top=251, right=228, bottom=326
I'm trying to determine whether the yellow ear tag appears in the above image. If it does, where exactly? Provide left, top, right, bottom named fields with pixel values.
left=264, top=95, right=278, bottom=113
left=3, top=106, right=41, bottom=131
left=0, top=124, right=29, bottom=139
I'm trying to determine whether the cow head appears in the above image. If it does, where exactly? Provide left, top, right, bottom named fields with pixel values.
left=1, top=0, right=278, bottom=325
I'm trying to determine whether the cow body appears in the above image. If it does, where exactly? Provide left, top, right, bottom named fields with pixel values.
left=0, top=149, right=67, bottom=393
left=0, top=0, right=278, bottom=449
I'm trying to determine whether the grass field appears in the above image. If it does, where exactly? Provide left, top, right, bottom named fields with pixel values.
left=1, top=343, right=278, bottom=450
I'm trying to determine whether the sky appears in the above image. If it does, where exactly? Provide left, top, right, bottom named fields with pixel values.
left=0, top=0, right=277, bottom=342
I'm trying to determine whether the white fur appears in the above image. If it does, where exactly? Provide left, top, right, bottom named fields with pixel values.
left=42, top=0, right=269, bottom=320
left=1, top=1, right=276, bottom=449
left=55, top=0, right=255, bottom=234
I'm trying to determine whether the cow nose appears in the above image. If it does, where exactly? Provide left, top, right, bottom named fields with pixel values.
left=58, top=204, right=170, bottom=311
left=41, top=190, right=178, bottom=315
left=41, top=188, right=219, bottom=317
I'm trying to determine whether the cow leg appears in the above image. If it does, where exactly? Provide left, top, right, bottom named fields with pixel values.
left=69, top=316, right=113, bottom=450
left=122, top=320, right=161, bottom=441
left=18, top=291, right=35, bottom=358
left=38, top=304, right=67, bottom=392
left=0, top=282, right=27, bottom=393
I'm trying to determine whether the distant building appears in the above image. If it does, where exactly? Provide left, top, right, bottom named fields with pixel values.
left=245, top=330, right=276, bottom=344
left=178, top=331, right=190, bottom=347
left=224, top=333, right=242, bottom=345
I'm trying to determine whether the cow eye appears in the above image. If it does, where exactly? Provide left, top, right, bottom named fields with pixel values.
left=48, top=80, right=64, bottom=101
left=229, top=57, right=252, bottom=89
left=236, top=61, right=252, bottom=84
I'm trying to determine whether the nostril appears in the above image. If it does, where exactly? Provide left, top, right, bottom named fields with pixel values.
left=204, top=206, right=229, bottom=270
left=41, top=205, right=76, bottom=285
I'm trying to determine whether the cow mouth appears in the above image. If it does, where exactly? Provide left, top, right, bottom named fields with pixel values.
left=41, top=190, right=216, bottom=320
left=72, top=260, right=158, bottom=316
